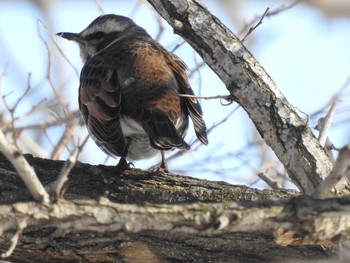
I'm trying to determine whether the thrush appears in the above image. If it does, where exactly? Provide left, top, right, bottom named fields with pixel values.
left=57, top=14, right=208, bottom=170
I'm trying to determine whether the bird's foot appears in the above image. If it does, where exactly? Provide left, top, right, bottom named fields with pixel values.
left=152, top=159, right=169, bottom=174
left=152, top=166, right=169, bottom=174
left=115, top=158, right=133, bottom=174
left=152, top=150, right=169, bottom=174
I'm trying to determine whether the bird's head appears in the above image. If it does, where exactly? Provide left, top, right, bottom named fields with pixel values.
left=56, top=14, right=150, bottom=62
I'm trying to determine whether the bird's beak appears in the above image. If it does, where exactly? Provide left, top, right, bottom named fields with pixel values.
left=56, top=32, right=84, bottom=43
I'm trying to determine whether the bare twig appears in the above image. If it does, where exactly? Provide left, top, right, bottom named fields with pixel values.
left=129, top=0, right=145, bottom=18
left=188, top=61, right=206, bottom=79
left=292, top=105, right=310, bottom=126
left=266, top=0, right=303, bottom=16
left=238, top=0, right=303, bottom=36
left=0, top=99, right=48, bottom=132
left=52, top=149, right=79, bottom=200
left=316, top=101, right=338, bottom=147
left=37, top=19, right=64, bottom=102
left=0, top=129, right=50, bottom=204
left=241, top=7, right=269, bottom=42
left=11, top=74, right=32, bottom=113
left=51, top=126, right=75, bottom=160
left=1, top=73, right=33, bottom=145
left=310, top=75, right=350, bottom=122
left=51, top=111, right=79, bottom=160
left=16, top=133, right=49, bottom=158
left=170, top=40, right=187, bottom=53
left=52, top=135, right=89, bottom=200
left=313, top=144, right=350, bottom=199
left=92, top=0, right=106, bottom=14
left=155, top=13, right=165, bottom=41
left=257, top=169, right=282, bottom=190
left=2, top=110, right=82, bottom=133
left=314, top=101, right=338, bottom=162
left=178, top=93, right=232, bottom=101
left=1, top=218, right=27, bottom=259
left=38, top=19, right=80, bottom=77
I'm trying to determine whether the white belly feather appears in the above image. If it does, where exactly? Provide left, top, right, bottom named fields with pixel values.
left=120, top=116, right=158, bottom=161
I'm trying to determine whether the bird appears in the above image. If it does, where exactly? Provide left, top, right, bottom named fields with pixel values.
left=56, top=14, right=208, bottom=171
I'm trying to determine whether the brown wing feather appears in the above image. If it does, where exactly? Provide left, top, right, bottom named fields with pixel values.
left=79, top=55, right=127, bottom=157
left=121, top=41, right=190, bottom=150
left=164, top=52, right=209, bottom=145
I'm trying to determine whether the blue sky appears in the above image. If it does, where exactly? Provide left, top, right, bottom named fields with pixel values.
left=1, top=0, right=349, bottom=188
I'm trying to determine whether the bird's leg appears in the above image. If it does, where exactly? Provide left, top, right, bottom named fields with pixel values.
left=115, top=157, right=133, bottom=173
left=159, top=150, right=169, bottom=172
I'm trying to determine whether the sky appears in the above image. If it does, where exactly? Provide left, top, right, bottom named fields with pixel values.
left=1, top=0, right=350, bottom=188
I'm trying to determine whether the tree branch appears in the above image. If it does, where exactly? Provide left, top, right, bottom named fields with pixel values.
left=0, top=154, right=344, bottom=262
left=145, top=0, right=343, bottom=194
left=1, top=195, right=350, bottom=241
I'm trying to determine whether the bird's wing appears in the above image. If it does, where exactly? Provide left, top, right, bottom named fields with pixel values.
left=121, top=41, right=190, bottom=150
left=79, top=55, right=127, bottom=157
left=165, top=52, right=209, bottom=146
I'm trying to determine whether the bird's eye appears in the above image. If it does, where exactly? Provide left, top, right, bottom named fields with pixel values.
left=86, top=31, right=105, bottom=40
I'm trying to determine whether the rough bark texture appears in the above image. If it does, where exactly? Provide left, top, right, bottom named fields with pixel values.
left=0, top=153, right=349, bottom=263
left=145, top=0, right=339, bottom=194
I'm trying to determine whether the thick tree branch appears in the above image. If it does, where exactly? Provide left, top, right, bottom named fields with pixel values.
left=1, top=196, right=350, bottom=241
left=0, top=154, right=344, bottom=262
left=0, top=154, right=294, bottom=205
left=145, top=0, right=345, bottom=194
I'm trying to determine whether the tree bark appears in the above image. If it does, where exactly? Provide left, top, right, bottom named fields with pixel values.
left=0, top=153, right=348, bottom=262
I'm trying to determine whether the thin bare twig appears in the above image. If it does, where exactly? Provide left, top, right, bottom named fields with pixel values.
left=0, top=99, right=49, bottom=132
left=51, top=111, right=79, bottom=160
left=314, top=101, right=338, bottom=162
left=2, top=110, right=82, bottom=133
left=188, top=61, right=206, bottom=79
left=129, top=0, right=144, bottom=18
left=178, top=94, right=232, bottom=101
left=170, top=40, right=187, bottom=53
left=238, top=0, right=303, bottom=36
left=155, top=13, right=165, bottom=41
left=92, top=0, right=106, bottom=14
left=52, top=135, right=89, bottom=200
left=38, top=19, right=80, bottom=77
left=12, top=73, right=32, bottom=111
left=257, top=169, right=282, bottom=190
left=316, top=101, right=338, bottom=147
left=50, top=126, right=75, bottom=160
left=241, top=7, right=270, bottom=42
left=1, top=218, right=27, bottom=259
left=37, top=20, right=63, bottom=101
left=267, top=0, right=303, bottom=16
left=1, top=73, right=33, bottom=145
left=309, top=74, right=350, bottom=120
